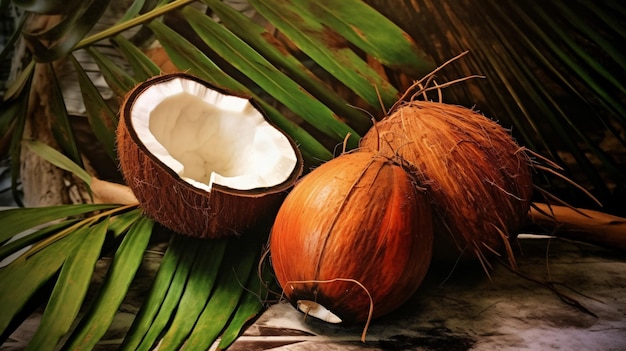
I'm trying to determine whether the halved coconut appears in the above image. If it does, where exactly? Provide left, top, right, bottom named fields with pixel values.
left=117, top=73, right=303, bottom=238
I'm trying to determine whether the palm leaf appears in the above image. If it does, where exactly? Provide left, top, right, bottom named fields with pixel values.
left=86, top=46, right=137, bottom=98
left=10, top=0, right=84, bottom=14
left=116, top=0, right=151, bottom=24
left=24, top=220, right=108, bottom=351
left=1, top=1, right=624, bottom=350
left=107, top=207, right=144, bottom=238
left=132, top=238, right=199, bottom=351
left=40, top=63, right=84, bottom=167
left=0, top=228, right=81, bottom=337
left=0, top=10, right=24, bottom=61
left=528, top=1, right=626, bottom=116
left=6, top=66, right=31, bottom=207
left=156, top=238, right=227, bottom=350
left=73, top=0, right=196, bottom=51
left=248, top=0, right=400, bottom=109
left=180, top=231, right=263, bottom=351
left=297, top=0, right=433, bottom=74
left=69, top=54, right=118, bottom=161
left=21, top=0, right=111, bottom=62
left=202, top=0, right=371, bottom=130
left=118, top=233, right=188, bottom=351
left=112, top=35, right=162, bottom=80
left=22, top=140, right=91, bottom=187
left=0, top=204, right=116, bottom=243
left=62, top=216, right=152, bottom=351
left=369, top=0, right=626, bottom=208
left=216, top=257, right=276, bottom=350
left=0, top=219, right=79, bottom=262
left=2, top=58, right=34, bottom=102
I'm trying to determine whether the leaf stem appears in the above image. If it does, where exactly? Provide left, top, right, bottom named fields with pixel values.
left=75, top=0, right=197, bottom=49
left=23, top=203, right=139, bottom=260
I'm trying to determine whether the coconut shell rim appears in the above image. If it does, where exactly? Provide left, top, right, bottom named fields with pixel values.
left=120, top=72, right=304, bottom=197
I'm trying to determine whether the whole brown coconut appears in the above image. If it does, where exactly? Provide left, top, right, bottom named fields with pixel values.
left=360, top=101, right=533, bottom=264
left=270, top=151, right=433, bottom=330
left=117, top=73, right=303, bottom=238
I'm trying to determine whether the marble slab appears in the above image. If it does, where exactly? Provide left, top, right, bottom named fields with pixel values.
left=218, top=235, right=626, bottom=351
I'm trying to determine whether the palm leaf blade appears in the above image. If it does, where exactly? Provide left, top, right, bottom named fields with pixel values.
left=0, top=233, right=81, bottom=337
left=216, top=258, right=275, bottom=350
left=63, top=216, right=153, bottom=351
left=554, top=1, right=626, bottom=72
left=24, top=220, right=108, bottom=351
left=69, top=55, right=118, bottom=161
left=108, top=208, right=144, bottom=239
left=22, top=140, right=92, bottom=188
left=135, top=236, right=199, bottom=351
left=22, top=0, right=111, bottom=62
left=7, top=71, right=31, bottom=207
left=112, top=35, right=162, bottom=80
left=147, top=20, right=243, bottom=91
left=580, top=0, right=626, bottom=38
left=116, top=0, right=149, bottom=24
left=507, top=1, right=626, bottom=121
left=119, top=234, right=184, bottom=351
left=180, top=232, right=262, bottom=350
left=86, top=46, right=138, bottom=98
left=534, top=2, right=626, bottom=95
left=256, top=100, right=333, bottom=163
left=181, top=6, right=361, bottom=146
left=248, top=0, right=399, bottom=109
left=302, top=0, right=433, bottom=73
left=202, top=0, right=371, bottom=130
left=0, top=219, right=79, bottom=262
left=3, top=59, right=34, bottom=102
left=0, top=204, right=116, bottom=243
left=157, top=239, right=228, bottom=350
left=11, top=0, right=81, bottom=14
left=41, top=63, right=83, bottom=167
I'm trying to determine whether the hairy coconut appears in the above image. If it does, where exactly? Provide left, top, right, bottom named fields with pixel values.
left=270, top=151, right=433, bottom=326
left=117, top=73, right=303, bottom=238
left=360, top=101, right=533, bottom=263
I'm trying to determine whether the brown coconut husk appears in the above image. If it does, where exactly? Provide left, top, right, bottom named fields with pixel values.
left=360, top=51, right=625, bottom=277
left=359, top=53, right=534, bottom=272
left=361, top=100, right=533, bottom=270
left=270, top=151, right=434, bottom=326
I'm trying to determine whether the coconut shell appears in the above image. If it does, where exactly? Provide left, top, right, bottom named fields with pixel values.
left=117, top=73, right=303, bottom=238
left=360, top=101, right=533, bottom=261
left=270, top=151, right=433, bottom=324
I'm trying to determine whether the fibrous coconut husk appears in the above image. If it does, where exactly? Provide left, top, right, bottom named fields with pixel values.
left=360, top=98, right=533, bottom=268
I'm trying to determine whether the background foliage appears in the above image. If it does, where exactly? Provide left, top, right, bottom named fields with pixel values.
left=0, top=0, right=624, bottom=349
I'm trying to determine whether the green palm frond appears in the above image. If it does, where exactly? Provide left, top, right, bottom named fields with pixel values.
left=63, top=214, right=152, bottom=350
left=367, top=0, right=625, bottom=209
left=21, top=0, right=112, bottom=62
left=0, top=0, right=624, bottom=350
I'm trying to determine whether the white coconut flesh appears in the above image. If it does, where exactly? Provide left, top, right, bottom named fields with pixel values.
left=130, top=78, right=299, bottom=192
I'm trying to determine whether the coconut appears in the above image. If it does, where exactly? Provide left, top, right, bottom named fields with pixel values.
left=117, top=73, right=303, bottom=238
left=269, top=151, right=433, bottom=329
left=360, top=100, right=533, bottom=265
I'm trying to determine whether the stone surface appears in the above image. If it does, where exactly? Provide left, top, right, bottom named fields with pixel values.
left=218, top=235, right=626, bottom=351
